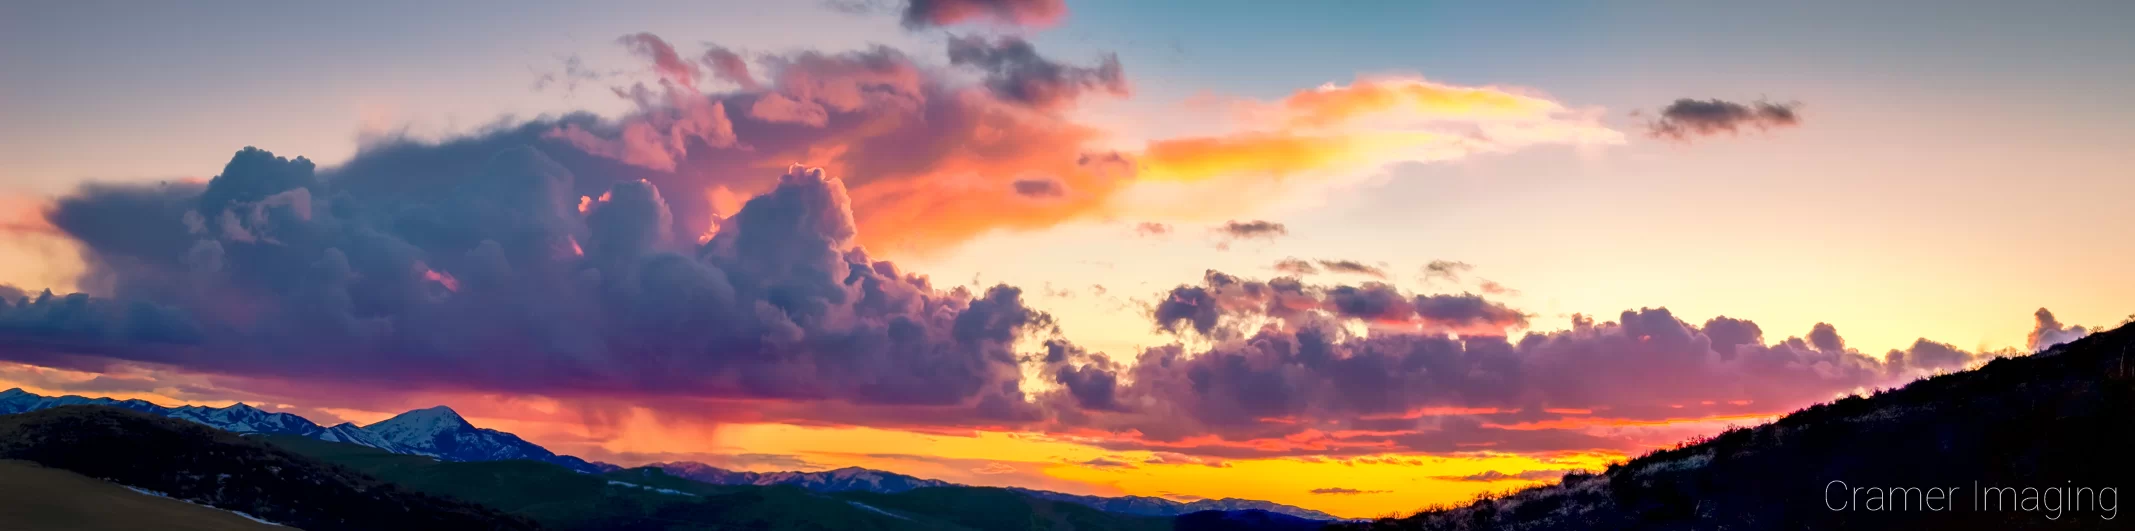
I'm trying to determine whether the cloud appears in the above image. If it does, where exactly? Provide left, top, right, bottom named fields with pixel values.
left=1133, top=222, right=1172, bottom=237
left=1646, top=98, right=1801, bottom=141
left=1477, top=280, right=1515, bottom=295
left=0, top=30, right=2019, bottom=464
left=1422, top=260, right=1471, bottom=283
left=1036, top=271, right=2020, bottom=458
left=970, top=462, right=1018, bottom=474
left=618, top=32, right=701, bottom=90
left=1273, top=258, right=1317, bottom=275
left=901, top=0, right=1066, bottom=29
left=2, top=160, right=1059, bottom=422
left=2028, top=308, right=2092, bottom=352
left=1214, top=220, right=1287, bottom=240
left=1011, top=178, right=1066, bottom=198
left=1143, top=451, right=1230, bottom=468
left=948, top=35, right=1126, bottom=110
left=1310, top=487, right=1389, bottom=495
left=483, top=33, right=1143, bottom=253
left=1135, top=77, right=1623, bottom=184
left=1315, top=260, right=1385, bottom=279
left=1078, top=457, right=1138, bottom=470
left=1432, top=469, right=1581, bottom=482
left=699, top=46, right=759, bottom=90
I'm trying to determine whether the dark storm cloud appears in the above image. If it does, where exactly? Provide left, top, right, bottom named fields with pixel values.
left=947, top=35, right=1126, bottom=110
left=1646, top=98, right=1802, bottom=140
left=901, top=0, right=1066, bottom=29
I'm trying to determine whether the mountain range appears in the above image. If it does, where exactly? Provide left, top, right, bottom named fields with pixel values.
left=0, top=388, right=610, bottom=474
left=0, top=387, right=1335, bottom=521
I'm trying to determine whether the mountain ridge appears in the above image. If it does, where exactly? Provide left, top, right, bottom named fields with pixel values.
left=0, top=390, right=610, bottom=473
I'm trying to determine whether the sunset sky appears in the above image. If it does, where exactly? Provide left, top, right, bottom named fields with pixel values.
left=3, top=0, right=2132, bottom=518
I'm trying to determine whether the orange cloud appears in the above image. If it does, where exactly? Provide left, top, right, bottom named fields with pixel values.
left=1132, top=76, right=1622, bottom=186
left=1277, top=78, right=1569, bottom=127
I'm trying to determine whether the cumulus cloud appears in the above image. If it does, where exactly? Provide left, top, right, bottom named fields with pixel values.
left=2028, top=308, right=2092, bottom=352
left=1144, top=451, right=1230, bottom=468
left=1646, top=98, right=1801, bottom=141
left=3, top=159, right=1058, bottom=422
left=902, top=0, right=1066, bottom=29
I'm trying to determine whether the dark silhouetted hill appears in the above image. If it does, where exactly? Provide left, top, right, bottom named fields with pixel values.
left=1173, top=509, right=1329, bottom=531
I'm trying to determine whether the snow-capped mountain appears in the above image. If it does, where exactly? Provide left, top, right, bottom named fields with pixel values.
left=165, top=403, right=327, bottom=436
left=361, top=405, right=606, bottom=473
left=0, top=389, right=608, bottom=473
left=650, top=462, right=953, bottom=492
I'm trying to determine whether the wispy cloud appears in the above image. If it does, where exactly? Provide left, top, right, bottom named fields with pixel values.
left=1646, top=98, right=1801, bottom=141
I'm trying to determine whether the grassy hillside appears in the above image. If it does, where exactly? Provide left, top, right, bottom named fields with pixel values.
left=0, top=405, right=537, bottom=531
left=0, top=459, right=286, bottom=531
left=1340, top=323, right=2135, bottom=530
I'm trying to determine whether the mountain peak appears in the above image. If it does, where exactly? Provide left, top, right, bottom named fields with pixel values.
left=0, top=388, right=27, bottom=398
left=363, top=404, right=476, bottom=444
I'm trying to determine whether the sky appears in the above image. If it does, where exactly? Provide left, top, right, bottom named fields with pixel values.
left=2, top=0, right=2132, bottom=518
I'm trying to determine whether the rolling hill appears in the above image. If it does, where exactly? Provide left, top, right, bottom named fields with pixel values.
left=0, top=459, right=287, bottom=531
